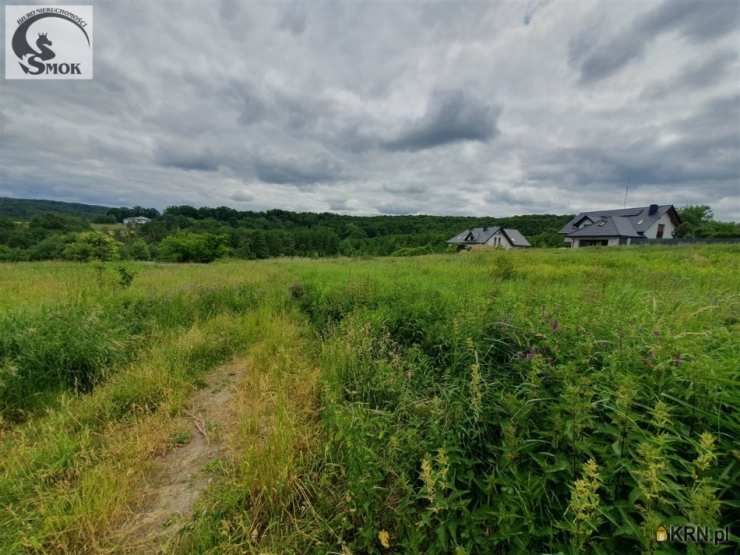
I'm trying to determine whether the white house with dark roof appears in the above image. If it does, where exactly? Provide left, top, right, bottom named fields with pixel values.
left=560, top=204, right=681, bottom=248
left=447, top=226, right=531, bottom=250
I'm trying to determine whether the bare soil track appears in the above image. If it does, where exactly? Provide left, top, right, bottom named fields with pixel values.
left=109, top=359, right=245, bottom=554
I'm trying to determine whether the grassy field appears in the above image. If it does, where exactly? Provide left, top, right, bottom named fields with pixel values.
left=0, top=246, right=738, bottom=553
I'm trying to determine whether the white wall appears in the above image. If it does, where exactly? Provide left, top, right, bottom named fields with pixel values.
left=485, top=230, right=512, bottom=249
left=643, top=212, right=676, bottom=239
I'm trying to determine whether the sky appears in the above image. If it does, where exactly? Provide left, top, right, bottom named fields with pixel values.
left=1, top=0, right=739, bottom=219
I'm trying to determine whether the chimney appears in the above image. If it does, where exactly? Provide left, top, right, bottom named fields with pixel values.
left=648, top=204, right=659, bottom=215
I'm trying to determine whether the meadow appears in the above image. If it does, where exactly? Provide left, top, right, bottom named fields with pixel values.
left=0, top=245, right=738, bottom=553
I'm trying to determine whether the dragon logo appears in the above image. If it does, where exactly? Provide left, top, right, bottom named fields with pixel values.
left=5, top=6, right=93, bottom=79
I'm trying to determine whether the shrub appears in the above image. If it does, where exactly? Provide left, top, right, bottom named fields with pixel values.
left=120, top=239, right=151, bottom=260
left=157, top=232, right=228, bottom=263
left=62, top=231, right=121, bottom=261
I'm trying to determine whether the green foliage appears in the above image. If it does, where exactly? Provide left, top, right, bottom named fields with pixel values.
left=0, top=304, right=135, bottom=416
left=0, top=242, right=738, bottom=554
left=0, top=197, right=110, bottom=220
left=158, top=232, right=229, bottom=262
left=280, top=246, right=740, bottom=553
left=62, top=231, right=121, bottom=261
left=116, top=266, right=135, bottom=288
left=0, top=277, right=263, bottom=421
left=120, top=238, right=151, bottom=260
left=677, top=205, right=740, bottom=238
left=0, top=197, right=579, bottom=262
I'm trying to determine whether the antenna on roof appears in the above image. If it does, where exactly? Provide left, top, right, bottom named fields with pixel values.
left=623, top=184, right=629, bottom=208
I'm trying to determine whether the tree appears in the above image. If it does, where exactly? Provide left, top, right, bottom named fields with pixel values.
left=157, top=232, right=228, bottom=263
left=62, top=231, right=121, bottom=261
left=251, top=231, right=270, bottom=259
left=29, top=234, right=71, bottom=260
left=121, top=239, right=151, bottom=260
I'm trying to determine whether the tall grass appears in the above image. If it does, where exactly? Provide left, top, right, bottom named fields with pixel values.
left=0, top=246, right=738, bottom=553
left=0, top=263, right=272, bottom=420
left=283, top=246, right=740, bottom=553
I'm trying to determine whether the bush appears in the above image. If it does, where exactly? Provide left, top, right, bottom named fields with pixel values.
left=157, top=232, right=229, bottom=263
left=121, top=239, right=151, bottom=260
left=62, top=231, right=121, bottom=261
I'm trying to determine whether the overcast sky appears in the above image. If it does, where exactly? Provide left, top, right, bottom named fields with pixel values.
left=1, top=0, right=739, bottom=219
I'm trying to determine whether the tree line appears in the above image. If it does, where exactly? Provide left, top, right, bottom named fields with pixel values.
left=0, top=203, right=735, bottom=263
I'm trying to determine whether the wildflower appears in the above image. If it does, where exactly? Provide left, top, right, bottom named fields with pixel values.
left=421, top=455, right=435, bottom=505
left=470, top=358, right=482, bottom=416
left=687, top=483, right=720, bottom=525
left=570, top=458, right=601, bottom=521
left=436, top=448, right=450, bottom=491
left=378, top=529, right=391, bottom=549
left=568, top=458, right=602, bottom=550
left=693, top=432, right=717, bottom=478
left=651, top=400, right=671, bottom=430
left=635, top=441, right=667, bottom=503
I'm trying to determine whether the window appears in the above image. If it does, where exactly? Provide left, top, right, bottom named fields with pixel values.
left=656, top=223, right=665, bottom=238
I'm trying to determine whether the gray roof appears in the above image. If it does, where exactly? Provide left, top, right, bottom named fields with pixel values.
left=447, top=226, right=531, bottom=247
left=566, top=215, right=641, bottom=238
left=502, top=228, right=531, bottom=247
left=560, top=205, right=679, bottom=238
left=447, top=226, right=500, bottom=244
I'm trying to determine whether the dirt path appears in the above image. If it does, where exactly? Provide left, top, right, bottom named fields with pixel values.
left=109, top=359, right=245, bottom=554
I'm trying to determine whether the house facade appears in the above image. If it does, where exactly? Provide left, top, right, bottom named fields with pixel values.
left=560, top=204, right=681, bottom=248
left=447, top=227, right=531, bottom=250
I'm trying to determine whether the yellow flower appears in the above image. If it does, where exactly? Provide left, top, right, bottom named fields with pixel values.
left=378, top=529, right=391, bottom=549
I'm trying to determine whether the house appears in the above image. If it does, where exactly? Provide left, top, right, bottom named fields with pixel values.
left=123, top=216, right=152, bottom=226
left=447, top=226, right=531, bottom=250
left=560, top=204, right=681, bottom=247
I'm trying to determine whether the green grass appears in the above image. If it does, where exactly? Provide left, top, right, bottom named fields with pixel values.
left=0, top=246, right=738, bottom=553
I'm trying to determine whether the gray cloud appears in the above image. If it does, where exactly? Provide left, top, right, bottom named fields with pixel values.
left=0, top=0, right=738, bottom=220
left=523, top=1, right=554, bottom=26
left=155, top=143, right=220, bottom=172
left=254, top=152, right=342, bottom=185
left=229, top=190, right=254, bottom=203
left=572, top=0, right=740, bottom=83
left=640, top=0, right=740, bottom=42
left=279, top=3, right=308, bottom=35
left=642, top=49, right=739, bottom=99
left=384, top=90, right=501, bottom=151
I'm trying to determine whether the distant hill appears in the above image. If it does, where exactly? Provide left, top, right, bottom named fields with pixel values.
left=0, top=197, right=112, bottom=220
